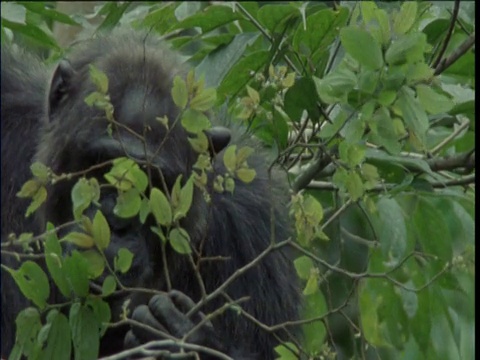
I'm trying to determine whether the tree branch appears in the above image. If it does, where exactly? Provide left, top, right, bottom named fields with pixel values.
left=434, top=31, right=475, bottom=75
left=431, top=0, right=460, bottom=69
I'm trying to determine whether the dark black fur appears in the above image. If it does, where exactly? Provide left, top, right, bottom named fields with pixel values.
left=1, top=31, right=300, bottom=359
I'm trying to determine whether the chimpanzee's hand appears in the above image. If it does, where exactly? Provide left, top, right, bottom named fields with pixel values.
left=124, top=290, right=227, bottom=359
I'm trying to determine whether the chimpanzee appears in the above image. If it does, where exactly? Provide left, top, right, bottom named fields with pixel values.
left=1, top=30, right=301, bottom=359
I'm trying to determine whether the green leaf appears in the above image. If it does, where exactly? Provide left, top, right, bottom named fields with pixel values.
left=314, top=69, right=357, bottom=103
left=174, top=177, right=194, bottom=221
left=16, top=179, right=41, bottom=198
left=62, top=232, right=95, bottom=249
left=149, top=188, right=172, bottom=226
left=339, top=142, right=366, bottom=167
left=377, top=90, right=397, bottom=107
left=169, top=228, right=192, bottom=254
left=385, top=33, right=428, bottom=65
left=302, top=292, right=327, bottom=353
left=293, top=8, right=348, bottom=59
left=44, top=224, right=71, bottom=298
left=104, top=158, right=148, bottom=192
left=246, top=85, right=259, bottom=104
left=344, top=171, right=363, bottom=201
left=25, top=185, right=47, bottom=218
left=358, top=70, right=379, bottom=94
left=393, top=1, right=417, bottom=35
left=236, top=168, right=256, bottom=183
left=88, top=65, right=109, bottom=94
left=71, top=178, right=100, bottom=220
left=360, top=3, right=390, bottom=45
left=422, top=18, right=450, bottom=45
left=79, top=250, right=105, bottom=279
left=399, top=280, right=418, bottom=318
left=188, top=131, right=209, bottom=153
left=114, top=248, right=134, bottom=274
left=406, top=62, right=434, bottom=83
left=41, top=310, right=71, bottom=360
left=236, top=146, right=254, bottom=165
left=138, top=2, right=178, bottom=35
left=284, top=77, right=320, bottom=122
left=85, top=298, right=111, bottom=336
left=366, top=148, right=433, bottom=175
left=190, top=88, right=217, bottom=112
left=101, top=276, right=117, bottom=296
left=223, top=145, right=237, bottom=173
left=375, top=197, right=408, bottom=266
left=69, top=303, right=100, bottom=360
left=7, top=261, right=50, bottom=309
left=303, top=195, right=323, bottom=224
left=20, top=3, right=79, bottom=25
left=1, top=18, right=59, bottom=49
left=63, top=251, right=90, bottom=298
left=406, top=261, right=432, bottom=352
left=359, top=279, right=390, bottom=346
left=173, top=4, right=241, bottom=33
left=395, top=87, right=429, bottom=145
left=129, top=164, right=149, bottom=193
left=96, top=2, right=130, bottom=33
left=274, top=342, right=299, bottom=360
left=361, top=163, right=380, bottom=189
left=293, top=256, right=314, bottom=280
left=258, top=4, right=296, bottom=32
left=172, top=75, right=188, bottom=109
left=340, top=27, right=383, bottom=70
left=151, top=226, right=167, bottom=244
left=170, top=175, right=183, bottom=210
left=413, top=197, right=452, bottom=262
left=30, top=162, right=50, bottom=182
left=114, top=188, right=142, bottom=218
left=196, top=33, right=260, bottom=88
left=303, top=271, right=319, bottom=295
left=416, top=84, right=454, bottom=114
left=181, top=109, right=211, bottom=134
left=139, top=197, right=151, bottom=224
left=92, top=211, right=110, bottom=250
left=9, top=307, right=42, bottom=360
left=217, top=50, right=270, bottom=102
left=368, top=107, right=402, bottom=155
left=318, top=110, right=348, bottom=139
left=225, top=177, right=235, bottom=193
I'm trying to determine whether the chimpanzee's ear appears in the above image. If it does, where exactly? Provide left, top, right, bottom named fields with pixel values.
left=204, top=126, right=231, bottom=157
left=48, top=59, right=75, bottom=118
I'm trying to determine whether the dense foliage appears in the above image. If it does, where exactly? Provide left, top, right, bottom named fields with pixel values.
left=1, top=1, right=475, bottom=359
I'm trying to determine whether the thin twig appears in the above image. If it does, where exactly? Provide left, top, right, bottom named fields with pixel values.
left=431, top=0, right=460, bottom=69
left=434, top=32, right=475, bottom=75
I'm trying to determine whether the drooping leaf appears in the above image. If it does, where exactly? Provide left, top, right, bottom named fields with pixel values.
left=172, top=76, right=188, bottom=109
left=69, top=303, right=100, bottom=360
left=114, top=248, right=134, bottom=274
left=169, top=228, right=192, bottom=254
left=6, top=261, right=50, bottom=309
left=149, top=188, right=172, bottom=226
left=40, top=310, right=72, bottom=359
left=92, top=210, right=110, bottom=250
left=44, top=224, right=70, bottom=298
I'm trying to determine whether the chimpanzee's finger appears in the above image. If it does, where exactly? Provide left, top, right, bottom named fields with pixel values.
left=130, top=304, right=169, bottom=342
left=168, top=290, right=210, bottom=328
left=148, top=294, right=195, bottom=338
